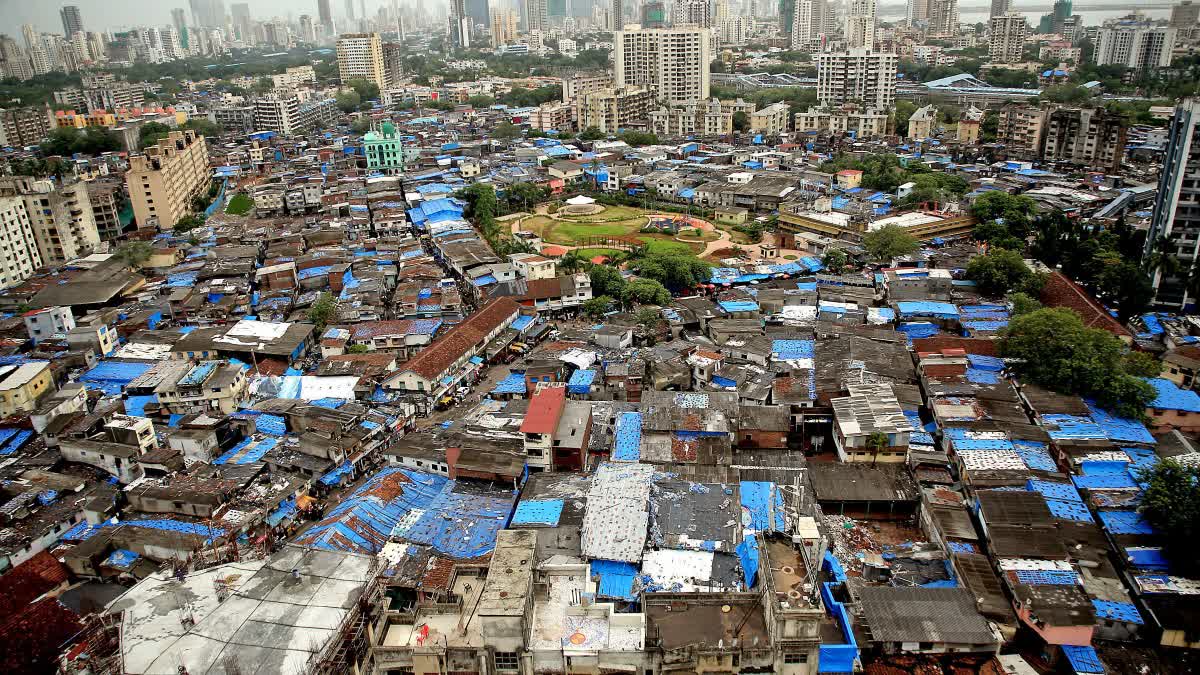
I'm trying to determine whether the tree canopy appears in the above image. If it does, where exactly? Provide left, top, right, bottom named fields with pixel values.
left=635, top=253, right=711, bottom=291
left=862, top=225, right=919, bottom=263
left=42, top=126, right=122, bottom=156
left=308, top=293, right=338, bottom=335
left=1000, top=307, right=1156, bottom=419
left=589, top=265, right=626, bottom=298
left=966, top=248, right=1033, bottom=296
left=1137, top=460, right=1200, bottom=574
left=622, top=278, right=672, bottom=306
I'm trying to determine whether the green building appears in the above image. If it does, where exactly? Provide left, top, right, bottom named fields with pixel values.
left=363, top=121, right=407, bottom=174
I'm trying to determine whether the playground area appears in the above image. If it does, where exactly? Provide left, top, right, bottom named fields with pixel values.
left=517, top=203, right=721, bottom=254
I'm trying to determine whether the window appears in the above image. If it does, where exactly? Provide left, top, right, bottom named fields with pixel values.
left=494, top=652, right=519, bottom=671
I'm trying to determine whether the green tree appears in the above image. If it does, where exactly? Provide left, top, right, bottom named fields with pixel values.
left=336, top=90, right=362, bottom=112
left=492, top=121, right=521, bottom=143
left=622, top=278, right=672, bottom=306
left=183, top=117, right=222, bottom=137
left=346, top=78, right=380, bottom=101
left=1009, top=291, right=1042, bottom=316
left=1123, top=351, right=1163, bottom=379
left=862, top=224, right=919, bottom=263
left=617, top=131, right=658, bottom=146
left=1097, top=262, right=1154, bottom=323
left=351, top=117, right=371, bottom=134
left=966, top=248, right=1032, bottom=296
left=578, top=126, right=605, bottom=141
left=138, top=122, right=173, bottom=150
left=346, top=344, right=371, bottom=354
left=114, top=240, right=154, bottom=268
left=589, top=264, right=627, bottom=298
left=635, top=253, right=711, bottom=291
left=308, top=293, right=338, bottom=335
left=582, top=295, right=614, bottom=320
left=1000, top=307, right=1156, bottom=419
left=174, top=214, right=206, bottom=232
left=971, top=191, right=1038, bottom=240
left=558, top=250, right=587, bottom=274
left=635, top=306, right=666, bottom=331
left=732, top=111, right=750, bottom=132
left=1137, top=460, right=1200, bottom=574
left=894, top=100, right=918, bottom=136
left=822, top=248, right=848, bottom=274
left=459, top=183, right=499, bottom=240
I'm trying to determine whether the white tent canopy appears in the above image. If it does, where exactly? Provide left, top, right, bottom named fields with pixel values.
left=565, top=195, right=596, bottom=206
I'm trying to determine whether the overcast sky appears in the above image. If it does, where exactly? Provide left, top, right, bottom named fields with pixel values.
left=0, top=0, right=351, bottom=34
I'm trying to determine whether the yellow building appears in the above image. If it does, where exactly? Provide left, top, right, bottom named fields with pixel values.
left=126, top=129, right=210, bottom=231
left=54, top=109, right=116, bottom=129
left=0, top=360, right=54, bottom=416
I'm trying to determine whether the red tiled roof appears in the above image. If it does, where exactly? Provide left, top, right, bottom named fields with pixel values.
left=0, top=551, right=70, bottom=619
left=397, top=297, right=520, bottom=380
left=1040, top=271, right=1133, bottom=339
left=0, top=597, right=82, bottom=673
left=911, top=336, right=999, bottom=357
left=520, top=385, right=567, bottom=434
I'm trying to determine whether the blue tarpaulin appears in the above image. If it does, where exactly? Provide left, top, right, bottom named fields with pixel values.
left=736, top=535, right=760, bottom=588
left=511, top=499, right=564, bottom=526
left=613, top=412, right=642, bottom=461
left=567, top=369, right=596, bottom=394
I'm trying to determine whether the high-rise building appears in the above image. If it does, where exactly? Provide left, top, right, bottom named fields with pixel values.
left=318, top=0, right=335, bottom=33
left=614, top=26, right=711, bottom=104
left=0, top=177, right=101, bottom=266
left=1147, top=98, right=1200, bottom=308
left=614, top=0, right=626, bottom=29
left=641, top=2, right=667, bottom=28
left=845, top=0, right=876, bottom=50
left=125, top=129, right=210, bottom=231
left=990, top=0, right=1011, bottom=18
left=21, top=24, right=37, bottom=52
left=927, top=0, right=958, bottom=34
left=1172, top=1, right=1200, bottom=27
left=450, top=0, right=472, bottom=48
left=170, top=8, right=189, bottom=49
left=336, top=32, right=388, bottom=88
left=672, top=0, right=712, bottom=27
left=816, top=49, right=897, bottom=108
left=1094, top=18, right=1175, bottom=73
left=576, top=86, right=655, bottom=133
left=0, top=197, right=40, bottom=290
left=60, top=6, right=84, bottom=37
left=548, top=0, right=567, bottom=17
left=466, top=0, right=490, bottom=28
left=907, top=0, right=931, bottom=23
left=525, top=0, right=549, bottom=32
left=231, top=3, right=253, bottom=43
left=988, top=13, right=1027, bottom=63
left=300, top=15, right=318, bottom=43
left=0, top=107, right=51, bottom=148
left=791, top=0, right=831, bottom=48
left=190, top=0, right=227, bottom=28
left=1040, top=106, right=1127, bottom=173
left=0, top=37, right=33, bottom=82
left=492, top=9, right=519, bottom=45
left=780, top=0, right=796, bottom=34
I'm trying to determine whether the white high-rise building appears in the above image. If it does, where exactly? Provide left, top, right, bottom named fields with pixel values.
left=791, top=0, right=832, bottom=48
left=988, top=13, right=1027, bottom=64
left=0, top=197, right=42, bottom=291
left=928, top=0, right=959, bottom=34
left=336, top=32, right=388, bottom=88
left=845, top=0, right=877, bottom=50
left=907, top=0, right=931, bottom=23
left=1147, top=98, right=1200, bottom=308
left=1094, top=19, right=1175, bottom=73
left=525, top=0, right=549, bottom=32
left=614, top=26, right=711, bottom=104
left=816, top=49, right=897, bottom=108
left=672, top=0, right=712, bottom=26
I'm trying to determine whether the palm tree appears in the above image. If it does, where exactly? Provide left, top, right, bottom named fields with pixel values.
left=558, top=251, right=585, bottom=274
left=1144, top=235, right=1181, bottom=279
left=867, top=431, right=888, bottom=466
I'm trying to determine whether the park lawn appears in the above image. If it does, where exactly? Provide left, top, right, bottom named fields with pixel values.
left=558, top=205, right=645, bottom=221
left=225, top=193, right=254, bottom=216
left=575, top=247, right=623, bottom=260
left=641, top=238, right=697, bottom=255
left=543, top=219, right=643, bottom=244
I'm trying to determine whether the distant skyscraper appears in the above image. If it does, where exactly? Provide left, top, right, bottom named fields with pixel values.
left=641, top=1, right=666, bottom=28
left=21, top=24, right=37, bottom=51
left=492, top=8, right=518, bottom=45
left=672, top=0, right=712, bottom=27
left=927, top=0, right=958, bottom=34
left=171, top=8, right=189, bottom=48
left=907, top=0, right=931, bottom=23
left=300, top=15, right=317, bottom=42
left=465, top=0, right=490, bottom=28
left=1172, top=1, right=1200, bottom=28
left=989, top=0, right=1011, bottom=18
left=60, top=6, right=84, bottom=37
left=845, top=0, right=876, bottom=50
left=525, top=0, right=549, bottom=32
left=336, top=32, right=387, bottom=87
left=231, top=3, right=252, bottom=43
left=614, top=0, right=626, bottom=29
left=450, top=0, right=471, bottom=48
left=319, top=0, right=335, bottom=33
left=189, top=0, right=226, bottom=29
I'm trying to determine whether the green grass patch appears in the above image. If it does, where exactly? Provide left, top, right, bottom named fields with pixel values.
left=575, top=247, right=623, bottom=260
left=642, top=239, right=694, bottom=255
left=225, top=193, right=254, bottom=216
left=543, top=219, right=644, bottom=244
left=783, top=254, right=798, bottom=260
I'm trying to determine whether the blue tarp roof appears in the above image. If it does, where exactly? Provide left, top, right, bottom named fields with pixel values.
left=492, top=373, right=527, bottom=395
left=591, top=559, right=639, bottom=601
left=511, top=499, right=564, bottom=526
left=1062, top=645, right=1106, bottom=674
left=741, top=481, right=785, bottom=533
left=80, top=361, right=153, bottom=395
left=1146, top=377, right=1200, bottom=412
left=567, top=369, right=596, bottom=394
left=613, top=412, right=642, bottom=461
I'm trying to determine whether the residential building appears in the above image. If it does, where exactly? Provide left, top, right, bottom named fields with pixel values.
left=87, top=178, right=126, bottom=242
left=525, top=0, right=549, bottom=32
left=60, top=6, right=84, bottom=37
left=155, top=361, right=249, bottom=415
left=0, top=197, right=41, bottom=289
left=521, top=383, right=567, bottom=471
left=649, top=98, right=733, bottom=137
left=1147, top=98, right=1200, bottom=308
left=450, top=0, right=472, bottom=49
left=0, top=176, right=101, bottom=265
left=1094, top=18, right=1175, bottom=73
left=24, top=306, right=76, bottom=344
left=0, top=360, right=54, bottom=417
left=790, top=0, right=831, bottom=49
left=1171, top=0, right=1200, bottom=27
left=253, top=95, right=300, bottom=134
left=0, top=106, right=52, bottom=147
left=816, top=49, right=897, bottom=108
left=270, top=65, right=317, bottom=89
left=125, top=129, right=210, bottom=231
left=907, top=104, right=937, bottom=139
left=336, top=33, right=388, bottom=89
left=928, top=0, right=959, bottom=34
left=845, top=0, right=877, bottom=50
left=831, top=383, right=911, bottom=462
left=210, top=104, right=255, bottom=134
left=614, top=26, right=711, bottom=104
left=576, top=87, right=655, bottom=134
left=672, top=0, right=712, bottom=26
left=997, top=104, right=1048, bottom=152
left=1040, top=106, right=1128, bottom=173
left=492, top=8, right=519, bottom=46
left=989, top=13, right=1027, bottom=64
left=907, top=0, right=931, bottom=23
left=562, top=72, right=613, bottom=103
left=958, top=105, right=983, bottom=144
left=751, top=101, right=790, bottom=134
left=364, top=120, right=409, bottom=174
left=794, top=106, right=889, bottom=137
left=990, top=0, right=1011, bottom=17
